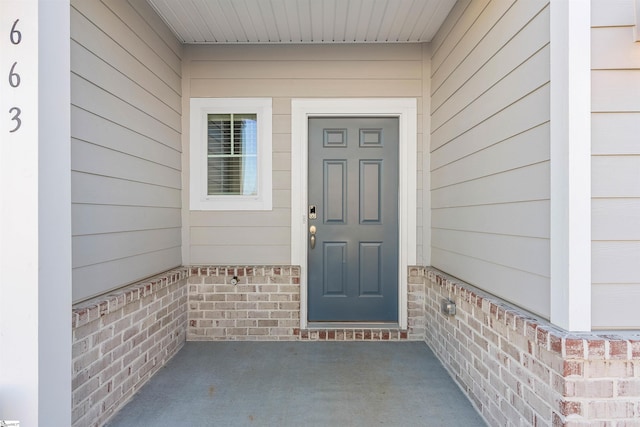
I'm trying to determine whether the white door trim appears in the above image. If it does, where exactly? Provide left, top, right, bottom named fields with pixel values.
left=291, top=98, right=417, bottom=330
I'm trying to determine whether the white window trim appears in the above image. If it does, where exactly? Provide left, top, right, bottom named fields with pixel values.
left=189, top=98, right=272, bottom=211
left=291, top=98, right=417, bottom=330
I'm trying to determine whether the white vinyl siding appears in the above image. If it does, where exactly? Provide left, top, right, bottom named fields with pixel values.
left=71, top=0, right=182, bottom=302
left=183, top=44, right=425, bottom=265
left=429, top=0, right=551, bottom=317
left=591, top=0, right=640, bottom=329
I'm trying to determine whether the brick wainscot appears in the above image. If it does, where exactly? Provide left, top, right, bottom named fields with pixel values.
left=72, top=266, right=640, bottom=426
left=417, top=267, right=640, bottom=427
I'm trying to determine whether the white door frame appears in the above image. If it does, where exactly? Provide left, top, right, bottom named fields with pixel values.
left=291, top=98, right=417, bottom=330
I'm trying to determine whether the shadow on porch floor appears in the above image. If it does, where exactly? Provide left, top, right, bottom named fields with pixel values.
left=105, top=341, right=486, bottom=426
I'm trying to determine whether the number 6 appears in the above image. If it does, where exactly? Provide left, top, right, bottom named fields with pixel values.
left=10, top=19, right=22, bottom=45
left=9, top=62, right=20, bottom=88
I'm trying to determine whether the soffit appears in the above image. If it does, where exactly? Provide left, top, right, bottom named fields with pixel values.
left=146, top=0, right=456, bottom=44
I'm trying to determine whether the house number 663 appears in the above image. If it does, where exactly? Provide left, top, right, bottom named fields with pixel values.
left=8, top=19, right=22, bottom=133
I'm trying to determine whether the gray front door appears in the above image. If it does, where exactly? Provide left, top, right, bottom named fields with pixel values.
left=308, top=117, right=399, bottom=322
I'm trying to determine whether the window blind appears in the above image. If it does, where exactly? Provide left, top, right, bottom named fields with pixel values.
left=207, top=113, right=258, bottom=196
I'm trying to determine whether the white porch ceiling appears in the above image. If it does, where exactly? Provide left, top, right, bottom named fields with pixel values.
left=146, top=0, right=457, bottom=44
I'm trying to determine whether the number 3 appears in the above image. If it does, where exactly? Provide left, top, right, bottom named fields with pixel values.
left=9, top=107, right=21, bottom=133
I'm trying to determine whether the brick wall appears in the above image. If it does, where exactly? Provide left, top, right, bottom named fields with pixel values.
left=73, top=265, right=639, bottom=427
left=187, top=266, right=301, bottom=340
left=419, top=267, right=640, bottom=427
left=186, top=265, right=420, bottom=341
left=71, top=268, right=188, bottom=427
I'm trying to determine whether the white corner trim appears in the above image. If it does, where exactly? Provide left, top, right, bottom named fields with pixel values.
left=549, top=0, right=591, bottom=331
left=635, top=0, right=640, bottom=42
left=291, top=98, right=417, bottom=330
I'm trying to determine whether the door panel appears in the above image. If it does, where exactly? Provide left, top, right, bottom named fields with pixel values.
left=308, top=117, right=399, bottom=322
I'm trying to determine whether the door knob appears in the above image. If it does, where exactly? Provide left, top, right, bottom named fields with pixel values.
left=309, top=225, right=316, bottom=249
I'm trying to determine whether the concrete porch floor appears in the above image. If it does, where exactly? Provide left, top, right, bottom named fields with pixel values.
left=105, top=341, right=486, bottom=426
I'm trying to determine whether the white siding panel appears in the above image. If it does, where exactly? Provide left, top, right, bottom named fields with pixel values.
left=70, top=7, right=180, bottom=111
left=72, top=205, right=181, bottom=236
left=189, top=60, right=423, bottom=80
left=592, top=199, right=640, bottom=240
left=71, top=0, right=182, bottom=302
left=72, top=1, right=180, bottom=89
left=592, top=26, right=640, bottom=70
left=73, top=228, right=182, bottom=268
left=72, top=172, right=181, bottom=208
left=273, top=152, right=291, bottom=171
left=71, top=41, right=181, bottom=131
left=432, top=1, right=549, bottom=110
left=71, top=139, right=181, bottom=189
left=590, top=9, right=640, bottom=328
left=593, top=242, right=640, bottom=283
left=430, top=0, right=472, bottom=55
left=432, top=0, right=549, bottom=95
left=190, top=227, right=290, bottom=246
left=101, top=0, right=182, bottom=74
left=273, top=190, right=291, bottom=209
left=190, top=246, right=290, bottom=265
left=431, top=123, right=549, bottom=189
left=431, top=0, right=491, bottom=74
left=190, top=209, right=291, bottom=227
left=431, top=248, right=550, bottom=317
left=128, top=0, right=183, bottom=58
left=72, top=74, right=180, bottom=151
left=431, top=162, right=550, bottom=208
left=71, top=106, right=181, bottom=170
left=430, top=0, right=551, bottom=317
left=431, top=83, right=550, bottom=157
left=72, top=248, right=182, bottom=301
left=592, top=156, right=640, bottom=197
left=432, top=229, right=549, bottom=276
left=592, top=284, right=640, bottom=330
left=189, top=78, right=422, bottom=98
left=432, top=48, right=550, bottom=145
left=432, top=201, right=550, bottom=239
left=592, top=70, right=640, bottom=112
left=591, top=0, right=635, bottom=27
left=592, top=113, right=640, bottom=155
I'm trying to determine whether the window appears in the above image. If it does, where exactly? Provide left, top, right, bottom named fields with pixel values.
left=190, top=98, right=272, bottom=210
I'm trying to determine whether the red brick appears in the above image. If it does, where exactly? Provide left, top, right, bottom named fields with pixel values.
left=609, top=340, right=629, bottom=360
left=629, top=340, right=640, bottom=358
left=559, top=400, right=582, bottom=416
left=551, top=335, right=562, bottom=354
left=564, top=339, right=584, bottom=358
left=563, top=360, right=584, bottom=377
left=588, top=340, right=606, bottom=359
left=537, top=328, right=549, bottom=349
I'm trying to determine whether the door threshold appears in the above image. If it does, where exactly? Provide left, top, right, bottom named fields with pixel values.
left=306, top=322, right=401, bottom=330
